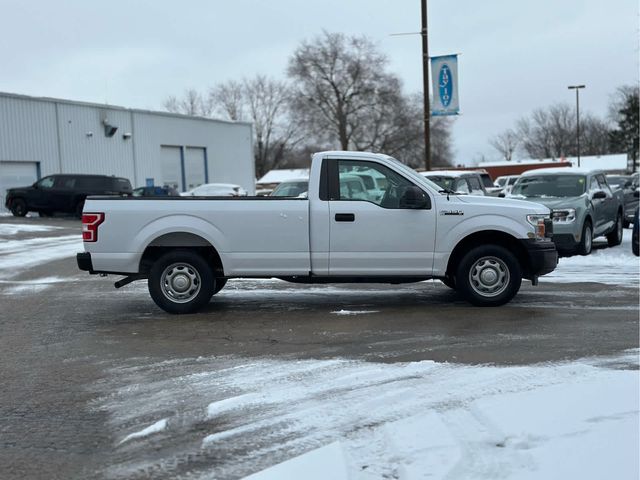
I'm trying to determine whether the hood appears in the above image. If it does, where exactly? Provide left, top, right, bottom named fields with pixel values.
left=6, top=185, right=33, bottom=194
left=506, top=194, right=585, bottom=210
left=456, top=194, right=550, bottom=214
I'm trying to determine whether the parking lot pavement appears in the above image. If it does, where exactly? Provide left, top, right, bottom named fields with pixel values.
left=1, top=216, right=638, bottom=479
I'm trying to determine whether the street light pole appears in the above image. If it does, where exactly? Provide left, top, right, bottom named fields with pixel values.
left=568, top=85, right=585, bottom=168
left=421, top=0, right=431, bottom=171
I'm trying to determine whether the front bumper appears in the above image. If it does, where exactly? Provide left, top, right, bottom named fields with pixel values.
left=519, top=239, right=558, bottom=278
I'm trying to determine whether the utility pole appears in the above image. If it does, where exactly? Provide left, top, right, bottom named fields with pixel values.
left=568, top=85, right=585, bottom=168
left=421, top=0, right=431, bottom=171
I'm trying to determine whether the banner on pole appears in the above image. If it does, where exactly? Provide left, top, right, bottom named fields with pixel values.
left=430, top=54, right=459, bottom=116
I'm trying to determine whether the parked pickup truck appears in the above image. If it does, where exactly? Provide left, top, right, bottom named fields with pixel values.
left=507, top=168, right=625, bottom=255
left=77, top=151, right=557, bottom=314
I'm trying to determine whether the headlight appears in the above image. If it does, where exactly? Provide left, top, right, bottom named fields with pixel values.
left=526, top=214, right=548, bottom=227
left=551, top=208, right=576, bottom=223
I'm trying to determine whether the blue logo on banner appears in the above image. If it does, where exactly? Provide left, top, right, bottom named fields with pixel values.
left=438, top=64, right=452, bottom=107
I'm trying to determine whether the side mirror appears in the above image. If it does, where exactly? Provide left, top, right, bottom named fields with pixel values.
left=400, top=186, right=429, bottom=209
left=498, top=192, right=506, bottom=198
left=592, top=190, right=607, bottom=200
left=634, top=190, right=639, bottom=198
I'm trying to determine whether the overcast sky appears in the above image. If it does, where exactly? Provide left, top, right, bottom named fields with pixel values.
left=1, top=0, right=638, bottom=164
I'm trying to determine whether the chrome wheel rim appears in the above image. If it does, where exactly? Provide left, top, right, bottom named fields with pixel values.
left=160, top=262, right=201, bottom=303
left=469, top=256, right=510, bottom=297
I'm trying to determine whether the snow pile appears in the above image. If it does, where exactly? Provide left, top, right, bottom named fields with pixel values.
left=118, top=418, right=168, bottom=445
left=98, top=351, right=639, bottom=479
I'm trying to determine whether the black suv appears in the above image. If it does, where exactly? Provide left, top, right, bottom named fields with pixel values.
left=5, top=174, right=132, bottom=217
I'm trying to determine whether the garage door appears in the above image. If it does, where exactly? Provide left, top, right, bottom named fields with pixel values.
left=184, top=147, right=207, bottom=191
left=0, top=161, right=39, bottom=212
left=160, top=146, right=182, bottom=191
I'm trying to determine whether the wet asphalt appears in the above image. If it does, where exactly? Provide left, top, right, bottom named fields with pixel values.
left=0, top=216, right=638, bottom=479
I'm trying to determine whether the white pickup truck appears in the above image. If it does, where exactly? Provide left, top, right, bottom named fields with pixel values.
left=77, top=151, right=557, bottom=313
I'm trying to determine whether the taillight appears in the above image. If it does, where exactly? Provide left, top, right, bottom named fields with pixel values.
left=82, top=213, right=105, bottom=242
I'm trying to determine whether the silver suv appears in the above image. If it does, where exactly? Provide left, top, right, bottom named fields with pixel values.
left=508, top=168, right=624, bottom=255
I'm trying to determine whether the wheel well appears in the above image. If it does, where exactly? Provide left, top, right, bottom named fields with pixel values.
left=139, top=232, right=224, bottom=276
left=446, top=230, right=530, bottom=278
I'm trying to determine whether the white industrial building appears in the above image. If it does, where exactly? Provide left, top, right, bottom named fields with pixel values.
left=0, top=91, right=254, bottom=209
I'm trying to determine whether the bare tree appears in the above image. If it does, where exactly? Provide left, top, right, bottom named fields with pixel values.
left=515, top=102, right=614, bottom=159
left=288, top=32, right=395, bottom=150
left=489, top=129, right=519, bottom=161
left=287, top=32, right=452, bottom=166
left=209, top=81, right=245, bottom=121
left=163, top=88, right=214, bottom=117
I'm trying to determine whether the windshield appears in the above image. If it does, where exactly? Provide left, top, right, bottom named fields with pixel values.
left=511, top=175, right=586, bottom=198
left=424, top=176, right=455, bottom=190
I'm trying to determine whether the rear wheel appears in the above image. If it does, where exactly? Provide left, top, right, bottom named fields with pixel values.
left=10, top=198, right=27, bottom=217
left=148, top=250, right=215, bottom=314
left=455, top=245, right=522, bottom=307
left=576, top=220, right=593, bottom=256
left=606, top=212, right=623, bottom=247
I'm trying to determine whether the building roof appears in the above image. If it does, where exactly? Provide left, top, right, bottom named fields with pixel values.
left=479, top=154, right=627, bottom=171
left=0, top=90, right=252, bottom=127
left=257, top=168, right=310, bottom=184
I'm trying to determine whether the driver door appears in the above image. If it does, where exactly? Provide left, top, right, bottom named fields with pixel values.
left=328, top=158, right=436, bottom=276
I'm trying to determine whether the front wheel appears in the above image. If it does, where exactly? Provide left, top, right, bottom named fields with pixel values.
left=455, top=245, right=522, bottom=307
left=10, top=198, right=27, bottom=217
left=606, top=212, right=623, bottom=247
left=148, top=250, right=215, bottom=314
left=576, top=220, right=593, bottom=256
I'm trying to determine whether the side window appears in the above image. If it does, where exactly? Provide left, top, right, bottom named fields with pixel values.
left=597, top=175, right=612, bottom=194
left=55, top=176, right=76, bottom=189
left=37, top=176, right=55, bottom=189
left=455, top=179, right=470, bottom=194
left=335, top=159, right=425, bottom=209
left=589, top=176, right=600, bottom=193
left=468, top=177, right=483, bottom=192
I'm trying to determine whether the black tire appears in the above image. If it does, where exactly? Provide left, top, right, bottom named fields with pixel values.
left=576, top=220, right=593, bottom=256
left=455, top=245, right=522, bottom=307
left=74, top=201, right=85, bottom=219
left=212, top=278, right=228, bottom=295
left=606, top=212, right=623, bottom=247
left=10, top=198, right=27, bottom=217
left=148, top=249, right=215, bottom=314
left=440, top=276, right=456, bottom=289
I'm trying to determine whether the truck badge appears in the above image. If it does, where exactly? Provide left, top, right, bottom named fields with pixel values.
left=439, top=210, right=464, bottom=216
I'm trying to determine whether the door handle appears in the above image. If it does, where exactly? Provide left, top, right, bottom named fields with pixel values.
left=335, top=213, right=355, bottom=222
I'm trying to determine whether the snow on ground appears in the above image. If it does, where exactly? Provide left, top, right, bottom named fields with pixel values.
left=0, top=223, right=64, bottom=236
left=118, top=418, right=168, bottom=445
left=0, top=276, right=69, bottom=294
left=98, top=350, right=639, bottom=480
left=0, top=235, right=82, bottom=279
left=542, top=234, right=639, bottom=286
left=331, top=309, right=380, bottom=315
